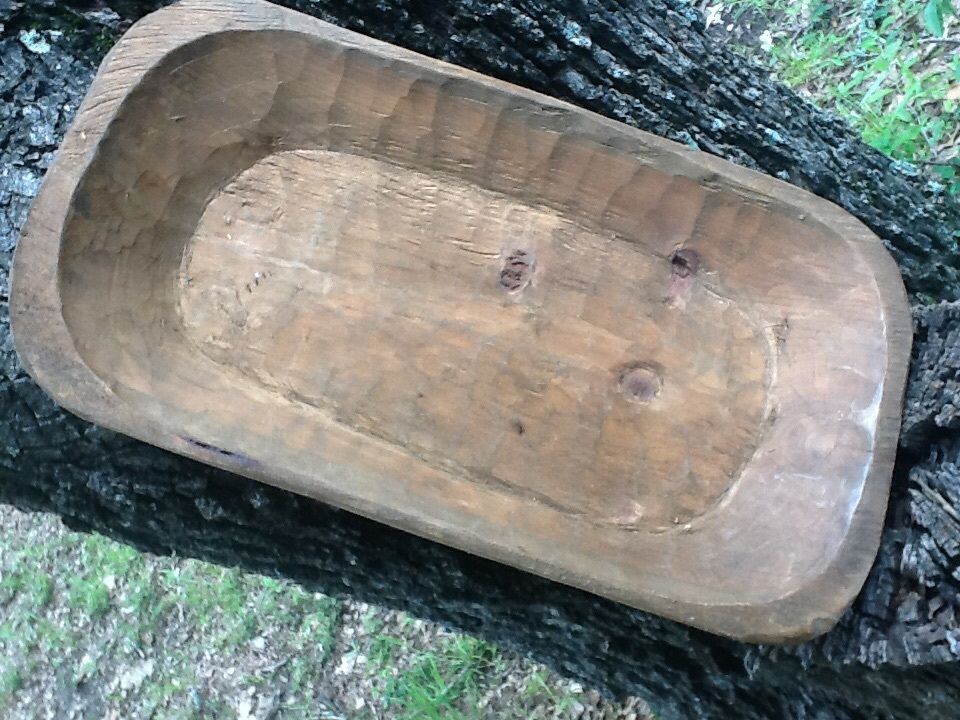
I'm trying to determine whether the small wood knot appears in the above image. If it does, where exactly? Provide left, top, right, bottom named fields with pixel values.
left=618, top=365, right=662, bottom=403
left=670, top=248, right=700, bottom=278
left=500, top=249, right=533, bottom=292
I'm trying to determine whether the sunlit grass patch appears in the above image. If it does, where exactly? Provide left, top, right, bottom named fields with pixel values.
left=721, top=0, right=959, bottom=193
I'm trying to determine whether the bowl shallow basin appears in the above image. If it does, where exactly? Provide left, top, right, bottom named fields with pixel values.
left=11, top=0, right=912, bottom=641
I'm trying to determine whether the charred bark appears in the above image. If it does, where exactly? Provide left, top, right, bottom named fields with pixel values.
left=3, top=1, right=960, bottom=717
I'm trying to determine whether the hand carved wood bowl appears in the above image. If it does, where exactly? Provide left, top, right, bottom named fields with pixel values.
left=11, top=0, right=912, bottom=641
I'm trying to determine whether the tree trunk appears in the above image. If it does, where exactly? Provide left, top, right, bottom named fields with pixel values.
left=2, top=1, right=960, bottom=717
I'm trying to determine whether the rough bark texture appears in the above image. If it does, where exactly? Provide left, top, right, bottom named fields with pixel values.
left=3, top=1, right=960, bottom=717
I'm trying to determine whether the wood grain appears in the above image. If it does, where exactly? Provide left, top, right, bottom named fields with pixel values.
left=10, top=0, right=912, bottom=641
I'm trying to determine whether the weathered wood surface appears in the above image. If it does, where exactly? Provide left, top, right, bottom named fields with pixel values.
left=2, top=0, right=960, bottom=717
left=11, top=0, right=912, bottom=642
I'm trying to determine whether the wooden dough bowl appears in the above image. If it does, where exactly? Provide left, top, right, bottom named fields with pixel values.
left=11, top=0, right=912, bottom=641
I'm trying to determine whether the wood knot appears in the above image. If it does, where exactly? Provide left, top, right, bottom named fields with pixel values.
left=617, top=364, right=662, bottom=404
left=499, top=249, right=534, bottom=292
left=670, top=248, right=700, bottom=278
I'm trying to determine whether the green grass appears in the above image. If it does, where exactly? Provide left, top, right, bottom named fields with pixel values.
left=366, top=632, right=501, bottom=720
left=728, top=0, right=960, bottom=194
left=0, top=667, right=22, bottom=697
left=355, top=608, right=586, bottom=720
left=0, top=508, right=604, bottom=718
left=521, top=668, right=580, bottom=713
left=0, top=512, right=345, bottom=719
left=387, top=638, right=499, bottom=719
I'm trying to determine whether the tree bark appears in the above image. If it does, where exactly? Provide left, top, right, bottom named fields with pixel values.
left=2, top=1, right=960, bottom=717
